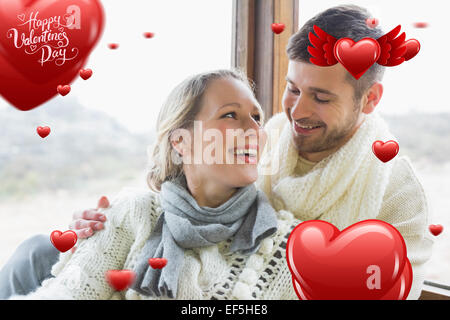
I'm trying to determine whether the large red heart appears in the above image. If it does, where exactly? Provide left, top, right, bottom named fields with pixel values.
left=105, top=270, right=136, bottom=291
left=0, top=0, right=104, bottom=110
left=50, top=230, right=77, bottom=252
left=372, top=140, right=399, bottom=163
left=334, top=38, right=381, bottom=79
left=286, top=220, right=413, bottom=300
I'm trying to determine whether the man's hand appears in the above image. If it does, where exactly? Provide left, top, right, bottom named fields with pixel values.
left=69, top=196, right=109, bottom=244
left=69, top=208, right=106, bottom=239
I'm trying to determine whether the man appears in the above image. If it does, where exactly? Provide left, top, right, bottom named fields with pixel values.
left=0, top=4, right=433, bottom=300
left=256, top=4, right=433, bottom=300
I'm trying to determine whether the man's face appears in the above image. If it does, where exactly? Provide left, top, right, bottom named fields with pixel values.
left=282, top=60, right=363, bottom=160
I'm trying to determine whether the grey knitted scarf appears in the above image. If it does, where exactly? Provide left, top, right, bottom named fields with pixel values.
left=132, top=174, right=278, bottom=298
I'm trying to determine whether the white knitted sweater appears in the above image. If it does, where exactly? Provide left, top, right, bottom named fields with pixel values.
left=256, top=112, right=435, bottom=300
left=11, top=188, right=300, bottom=300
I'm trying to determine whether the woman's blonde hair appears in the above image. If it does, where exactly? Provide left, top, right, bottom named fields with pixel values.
left=147, top=68, right=264, bottom=193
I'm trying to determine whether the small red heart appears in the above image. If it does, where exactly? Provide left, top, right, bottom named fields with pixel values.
left=37, top=126, right=51, bottom=138
left=50, top=230, right=77, bottom=252
left=271, top=23, right=285, bottom=34
left=334, top=38, right=381, bottom=79
left=143, top=32, right=154, bottom=39
left=148, top=258, right=167, bottom=269
left=57, top=85, right=71, bottom=96
left=97, top=196, right=110, bottom=209
left=399, top=39, right=420, bottom=61
left=105, top=270, right=136, bottom=291
left=429, top=224, right=443, bottom=236
left=372, top=140, right=399, bottom=163
left=413, top=22, right=429, bottom=28
left=79, top=68, right=93, bottom=80
left=366, top=18, right=379, bottom=28
left=108, top=43, right=119, bottom=50
left=286, top=220, right=412, bottom=300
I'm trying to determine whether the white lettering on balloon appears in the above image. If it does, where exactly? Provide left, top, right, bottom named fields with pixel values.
left=5, top=7, right=81, bottom=67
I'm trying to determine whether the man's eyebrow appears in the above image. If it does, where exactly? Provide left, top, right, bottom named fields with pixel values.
left=285, top=76, right=337, bottom=97
left=309, top=87, right=338, bottom=97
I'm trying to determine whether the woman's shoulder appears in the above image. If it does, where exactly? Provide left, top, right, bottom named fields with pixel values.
left=101, top=187, right=161, bottom=227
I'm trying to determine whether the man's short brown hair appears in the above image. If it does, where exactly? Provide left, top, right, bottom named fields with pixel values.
left=286, top=4, right=385, bottom=103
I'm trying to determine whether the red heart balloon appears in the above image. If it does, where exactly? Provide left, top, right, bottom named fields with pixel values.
left=148, top=258, right=168, bottom=269
left=334, top=38, right=381, bottom=79
left=0, top=0, right=104, bottom=110
left=50, top=230, right=77, bottom=252
left=105, top=270, right=136, bottom=291
left=399, top=39, right=420, bottom=61
left=286, top=220, right=412, bottom=300
left=36, top=125, right=50, bottom=138
left=271, top=23, right=285, bottom=35
left=372, top=140, right=399, bottom=163
left=429, top=224, right=443, bottom=236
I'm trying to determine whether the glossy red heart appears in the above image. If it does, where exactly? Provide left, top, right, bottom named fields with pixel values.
left=372, top=140, right=399, bottom=163
left=143, top=32, right=154, bottom=39
left=0, top=0, right=104, bottom=110
left=413, top=22, right=429, bottom=28
left=97, top=196, right=110, bottom=209
left=108, top=43, right=119, bottom=50
left=366, top=18, right=379, bottom=28
left=36, top=125, right=50, bottom=138
left=79, top=68, right=92, bottom=80
left=271, top=23, right=285, bottom=34
left=105, top=270, right=136, bottom=291
left=334, top=38, right=381, bottom=79
left=399, top=39, right=420, bottom=61
left=429, top=224, right=443, bottom=236
left=286, top=220, right=412, bottom=300
left=148, top=258, right=167, bottom=269
left=57, top=84, right=70, bottom=96
left=50, top=230, right=77, bottom=252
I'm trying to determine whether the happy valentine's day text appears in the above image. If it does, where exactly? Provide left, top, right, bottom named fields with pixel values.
left=6, top=9, right=80, bottom=66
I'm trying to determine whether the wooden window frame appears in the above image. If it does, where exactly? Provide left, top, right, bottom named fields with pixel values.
left=231, top=0, right=450, bottom=301
left=232, top=0, right=298, bottom=119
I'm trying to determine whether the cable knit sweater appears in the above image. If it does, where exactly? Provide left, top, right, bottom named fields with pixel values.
left=256, top=112, right=435, bottom=300
left=10, top=188, right=300, bottom=300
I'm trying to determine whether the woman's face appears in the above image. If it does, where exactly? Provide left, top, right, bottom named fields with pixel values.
left=177, top=77, right=266, bottom=188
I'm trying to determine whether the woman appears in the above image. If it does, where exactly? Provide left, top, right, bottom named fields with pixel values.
left=4, top=69, right=300, bottom=300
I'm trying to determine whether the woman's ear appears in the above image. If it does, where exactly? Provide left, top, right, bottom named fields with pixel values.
left=362, top=82, right=383, bottom=115
left=170, top=136, right=184, bottom=156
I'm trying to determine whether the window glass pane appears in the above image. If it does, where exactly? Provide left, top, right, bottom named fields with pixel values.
left=299, top=0, right=450, bottom=286
left=0, top=0, right=231, bottom=267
